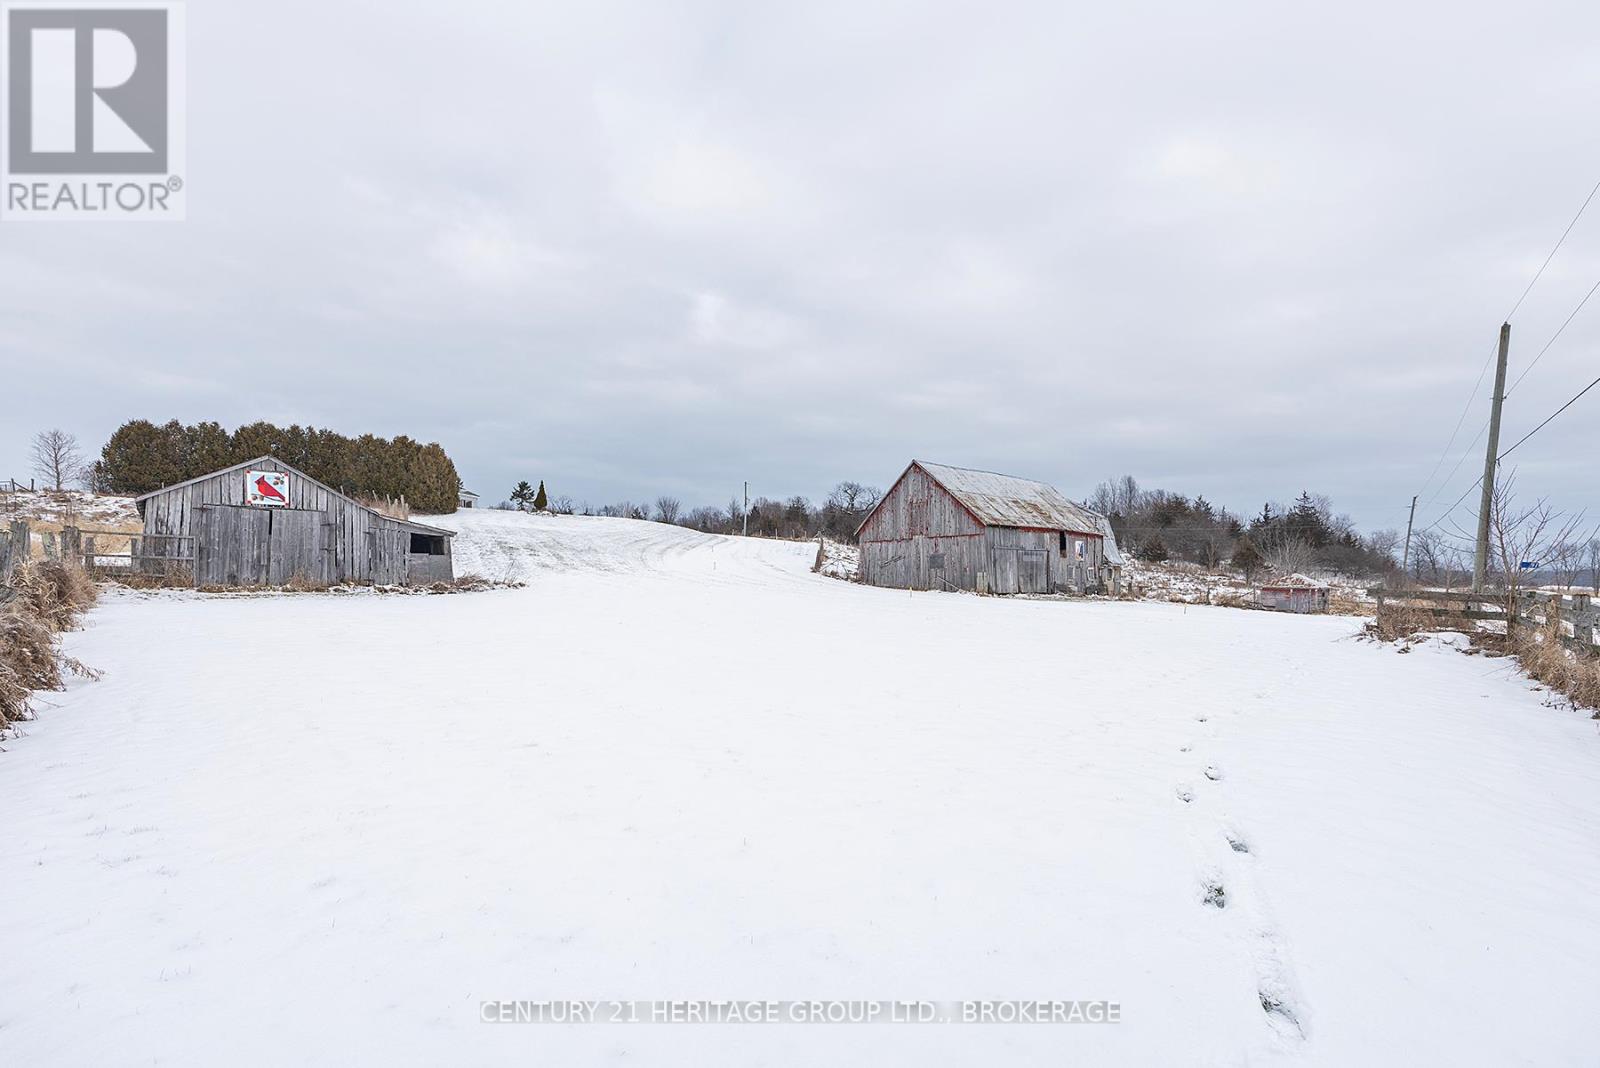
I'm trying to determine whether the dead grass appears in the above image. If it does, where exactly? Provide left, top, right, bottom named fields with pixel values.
left=1328, top=589, right=1375, bottom=616
left=109, top=563, right=194, bottom=590
left=283, top=570, right=329, bottom=593
left=1365, top=602, right=1461, bottom=645
left=0, top=612, right=58, bottom=730
left=8, top=560, right=97, bottom=630
left=1508, top=619, right=1600, bottom=715
left=359, top=495, right=411, bottom=521
left=1, top=560, right=100, bottom=732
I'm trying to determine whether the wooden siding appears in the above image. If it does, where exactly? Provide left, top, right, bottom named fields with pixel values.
left=139, top=457, right=447, bottom=587
left=859, top=464, right=986, bottom=542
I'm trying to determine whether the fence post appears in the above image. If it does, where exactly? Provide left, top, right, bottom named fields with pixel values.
left=60, top=524, right=81, bottom=568
left=1570, top=594, right=1595, bottom=651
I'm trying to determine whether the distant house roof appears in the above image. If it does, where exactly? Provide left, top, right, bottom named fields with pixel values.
left=1262, top=572, right=1327, bottom=590
left=459, top=488, right=478, bottom=499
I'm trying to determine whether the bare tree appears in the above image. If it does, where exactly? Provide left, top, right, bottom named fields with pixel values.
left=1488, top=473, right=1586, bottom=627
left=1549, top=528, right=1597, bottom=592
left=653, top=496, right=682, bottom=524
left=1410, top=528, right=1442, bottom=584
left=31, top=429, right=86, bottom=491
left=1257, top=529, right=1314, bottom=576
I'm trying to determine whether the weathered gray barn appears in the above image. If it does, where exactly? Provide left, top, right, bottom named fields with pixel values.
left=134, top=456, right=455, bottom=587
left=856, top=461, right=1123, bottom=594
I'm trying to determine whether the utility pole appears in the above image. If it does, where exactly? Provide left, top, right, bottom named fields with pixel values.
left=1402, top=494, right=1418, bottom=575
left=1472, top=322, right=1512, bottom=593
left=742, top=481, right=749, bottom=537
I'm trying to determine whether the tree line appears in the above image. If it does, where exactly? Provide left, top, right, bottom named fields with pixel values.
left=93, top=419, right=463, bottom=514
left=498, top=480, right=886, bottom=542
left=1086, top=475, right=1400, bottom=579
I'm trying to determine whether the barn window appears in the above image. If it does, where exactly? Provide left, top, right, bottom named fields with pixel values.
left=1075, top=539, right=1086, bottom=560
left=1058, top=531, right=1067, bottom=554
left=409, top=533, right=447, bottom=555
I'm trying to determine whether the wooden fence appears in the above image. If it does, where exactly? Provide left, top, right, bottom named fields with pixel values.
left=77, top=528, right=195, bottom=579
left=0, top=519, right=27, bottom=587
left=1371, top=587, right=1599, bottom=653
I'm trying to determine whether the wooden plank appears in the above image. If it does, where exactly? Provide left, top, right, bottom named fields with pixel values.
left=1369, top=588, right=1507, bottom=605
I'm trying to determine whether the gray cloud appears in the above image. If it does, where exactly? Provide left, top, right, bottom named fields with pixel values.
left=4, top=0, right=1597, bottom=533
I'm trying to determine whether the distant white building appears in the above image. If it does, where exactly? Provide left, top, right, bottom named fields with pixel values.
left=458, top=489, right=479, bottom=509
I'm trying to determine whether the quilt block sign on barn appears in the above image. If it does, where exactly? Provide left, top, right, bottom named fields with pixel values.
left=245, top=469, right=289, bottom=507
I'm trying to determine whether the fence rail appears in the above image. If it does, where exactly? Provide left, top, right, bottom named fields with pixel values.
left=1371, top=586, right=1598, bottom=653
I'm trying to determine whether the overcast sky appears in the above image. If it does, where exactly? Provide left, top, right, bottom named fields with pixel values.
left=5, top=0, right=1598, bottom=537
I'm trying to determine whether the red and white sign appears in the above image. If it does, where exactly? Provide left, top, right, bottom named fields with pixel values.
left=245, top=469, right=290, bottom=507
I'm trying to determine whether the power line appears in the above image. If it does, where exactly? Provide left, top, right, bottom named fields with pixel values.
left=1497, top=370, right=1600, bottom=460
left=1419, top=367, right=1600, bottom=534
left=1505, top=275, right=1600, bottom=397
left=1414, top=343, right=1496, bottom=503
left=1420, top=416, right=1489, bottom=509
left=1421, top=474, right=1486, bottom=535
left=1415, top=173, right=1600, bottom=502
left=1504, top=174, right=1600, bottom=321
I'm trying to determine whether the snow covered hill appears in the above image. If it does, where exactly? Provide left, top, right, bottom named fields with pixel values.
left=417, top=507, right=816, bottom=584
left=3, top=512, right=1598, bottom=1065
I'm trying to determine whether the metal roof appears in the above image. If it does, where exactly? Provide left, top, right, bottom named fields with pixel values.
left=915, top=461, right=1109, bottom=535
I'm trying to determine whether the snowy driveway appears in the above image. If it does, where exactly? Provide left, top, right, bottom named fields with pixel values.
left=3, top=512, right=1598, bottom=1065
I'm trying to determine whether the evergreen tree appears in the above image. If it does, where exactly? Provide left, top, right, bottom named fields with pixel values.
left=510, top=481, right=534, bottom=510
left=533, top=480, right=548, bottom=511
left=1232, top=537, right=1265, bottom=580
left=1138, top=534, right=1170, bottom=562
left=93, top=418, right=465, bottom=511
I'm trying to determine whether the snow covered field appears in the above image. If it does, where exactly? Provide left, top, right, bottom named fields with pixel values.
left=4, top=510, right=1599, bottom=1065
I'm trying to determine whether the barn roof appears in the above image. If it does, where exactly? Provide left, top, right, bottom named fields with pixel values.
left=914, top=461, right=1109, bottom=535
left=134, top=455, right=455, bottom=538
